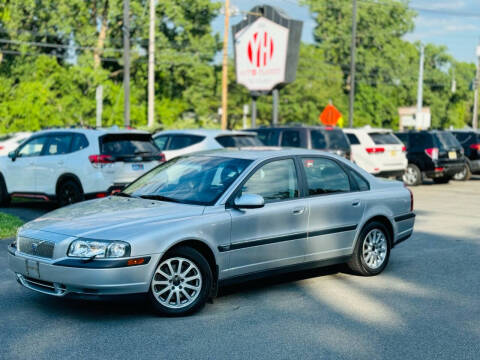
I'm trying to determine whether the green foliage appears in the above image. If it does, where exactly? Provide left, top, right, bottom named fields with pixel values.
left=0, top=212, right=23, bottom=239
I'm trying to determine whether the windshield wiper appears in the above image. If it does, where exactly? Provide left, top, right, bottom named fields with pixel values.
left=139, top=194, right=182, bottom=203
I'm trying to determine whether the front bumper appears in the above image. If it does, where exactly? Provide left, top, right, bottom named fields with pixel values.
left=8, top=247, right=161, bottom=297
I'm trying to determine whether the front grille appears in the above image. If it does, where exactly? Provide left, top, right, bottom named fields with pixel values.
left=17, top=236, right=55, bottom=259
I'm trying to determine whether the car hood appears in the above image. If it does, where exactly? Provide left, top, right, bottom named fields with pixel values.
left=21, top=196, right=205, bottom=240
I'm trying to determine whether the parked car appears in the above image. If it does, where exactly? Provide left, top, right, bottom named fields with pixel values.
left=247, top=126, right=351, bottom=160
left=9, top=149, right=415, bottom=316
left=0, top=128, right=164, bottom=206
left=450, top=130, right=480, bottom=181
left=395, top=130, right=465, bottom=186
left=153, top=129, right=263, bottom=160
left=344, top=128, right=407, bottom=177
left=0, top=132, right=31, bottom=156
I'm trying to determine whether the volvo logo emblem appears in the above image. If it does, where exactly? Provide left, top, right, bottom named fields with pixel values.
left=31, top=242, right=39, bottom=255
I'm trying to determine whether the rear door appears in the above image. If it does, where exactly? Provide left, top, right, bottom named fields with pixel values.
left=227, top=158, right=308, bottom=277
left=300, top=156, right=365, bottom=262
left=99, top=133, right=161, bottom=185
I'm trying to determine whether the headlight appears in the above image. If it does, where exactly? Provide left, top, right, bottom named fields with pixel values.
left=67, top=239, right=130, bottom=258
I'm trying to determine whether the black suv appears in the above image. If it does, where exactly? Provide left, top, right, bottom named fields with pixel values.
left=395, top=130, right=465, bottom=185
left=450, top=130, right=480, bottom=181
left=247, top=126, right=351, bottom=159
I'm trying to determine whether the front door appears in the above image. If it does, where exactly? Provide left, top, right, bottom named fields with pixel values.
left=299, top=157, right=365, bottom=263
left=4, top=135, right=49, bottom=193
left=226, top=158, right=308, bottom=278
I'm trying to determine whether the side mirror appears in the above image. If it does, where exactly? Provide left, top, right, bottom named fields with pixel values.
left=8, top=151, right=16, bottom=161
left=234, top=193, right=265, bottom=209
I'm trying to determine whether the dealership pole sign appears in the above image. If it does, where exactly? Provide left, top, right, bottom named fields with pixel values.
left=233, top=5, right=303, bottom=96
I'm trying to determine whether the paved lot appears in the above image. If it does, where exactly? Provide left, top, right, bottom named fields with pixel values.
left=1, top=179, right=479, bottom=360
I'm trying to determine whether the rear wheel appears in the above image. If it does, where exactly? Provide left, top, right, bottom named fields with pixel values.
left=433, top=176, right=451, bottom=184
left=403, top=164, right=422, bottom=186
left=348, top=221, right=391, bottom=276
left=148, top=246, right=212, bottom=316
left=57, top=180, right=83, bottom=206
left=453, top=163, right=471, bottom=181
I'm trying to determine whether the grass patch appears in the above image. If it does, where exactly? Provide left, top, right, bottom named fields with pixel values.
left=0, top=212, right=24, bottom=239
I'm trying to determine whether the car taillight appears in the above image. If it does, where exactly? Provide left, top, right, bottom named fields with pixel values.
left=469, top=143, right=480, bottom=151
left=365, top=147, right=385, bottom=154
left=89, top=154, right=114, bottom=168
left=405, top=186, right=414, bottom=211
left=424, top=147, right=439, bottom=161
left=154, top=153, right=166, bottom=162
left=401, top=146, right=406, bottom=152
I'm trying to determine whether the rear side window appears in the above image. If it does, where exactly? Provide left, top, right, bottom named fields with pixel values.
left=369, top=132, right=401, bottom=145
left=453, top=132, right=479, bottom=145
left=395, top=133, right=409, bottom=147
left=100, top=133, right=159, bottom=156
left=301, top=157, right=351, bottom=195
left=350, top=170, right=370, bottom=191
left=408, top=133, right=433, bottom=150
left=71, top=134, right=89, bottom=152
left=281, top=130, right=301, bottom=147
left=215, top=135, right=262, bottom=147
left=434, top=132, right=460, bottom=150
left=168, top=135, right=204, bottom=150
left=154, top=135, right=169, bottom=150
left=312, top=129, right=350, bottom=150
left=346, top=133, right=360, bottom=145
left=254, top=129, right=280, bottom=146
left=45, top=134, right=73, bottom=155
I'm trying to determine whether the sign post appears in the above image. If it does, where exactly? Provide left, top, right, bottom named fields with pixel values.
left=233, top=5, right=302, bottom=126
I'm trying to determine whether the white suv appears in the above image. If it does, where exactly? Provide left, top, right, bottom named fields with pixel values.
left=0, top=128, right=163, bottom=206
left=344, top=128, right=407, bottom=177
left=153, top=129, right=263, bottom=160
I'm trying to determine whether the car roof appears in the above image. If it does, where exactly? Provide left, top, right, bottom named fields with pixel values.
left=191, top=147, right=334, bottom=160
left=250, top=125, right=341, bottom=131
left=31, top=128, right=151, bottom=136
left=154, top=129, right=255, bottom=138
left=344, top=127, right=393, bottom=133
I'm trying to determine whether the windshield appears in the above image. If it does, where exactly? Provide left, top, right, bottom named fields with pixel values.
left=215, top=135, right=263, bottom=147
left=435, top=131, right=460, bottom=150
left=123, top=156, right=252, bottom=205
left=311, top=129, right=349, bottom=150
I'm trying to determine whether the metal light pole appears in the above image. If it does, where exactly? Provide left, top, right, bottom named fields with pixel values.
left=348, top=0, right=358, bottom=128
left=416, top=44, right=425, bottom=129
left=221, top=0, right=230, bottom=130
left=147, top=0, right=156, bottom=128
left=123, top=0, right=131, bottom=127
left=473, top=44, right=480, bottom=130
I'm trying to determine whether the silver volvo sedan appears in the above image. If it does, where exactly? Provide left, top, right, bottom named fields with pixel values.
left=8, top=149, right=415, bottom=316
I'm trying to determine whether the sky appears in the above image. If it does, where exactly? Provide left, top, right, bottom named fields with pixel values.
left=212, top=0, right=480, bottom=64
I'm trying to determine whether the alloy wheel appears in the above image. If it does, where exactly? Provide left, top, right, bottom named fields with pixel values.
left=403, top=166, right=417, bottom=185
left=362, top=229, right=388, bottom=270
left=151, top=257, right=202, bottom=309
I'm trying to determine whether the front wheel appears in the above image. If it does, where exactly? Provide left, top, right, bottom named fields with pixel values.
left=148, top=246, right=212, bottom=316
left=347, top=221, right=391, bottom=276
left=453, top=164, right=471, bottom=181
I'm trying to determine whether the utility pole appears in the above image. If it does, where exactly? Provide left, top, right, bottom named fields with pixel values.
left=272, top=89, right=279, bottom=126
left=348, top=0, right=357, bottom=128
left=147, top=0, right=156, bottom=128
left=416, top=44, right=425, bottom=129
left=221, top=0, right=230, bottom=130
left=123, top=0, right=131, bottom=127
left=473, top=44, right=480, bottom=130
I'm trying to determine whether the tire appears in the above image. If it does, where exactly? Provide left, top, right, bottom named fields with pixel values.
left=148, top=246, right=213, bottom=316
left=402, top=164, right=422, bottom=186
left=0, top=174, right=10, bottom=206
left=347, top=221, right=391, bottom=276
left=433, top=176, right=451, bottom=184
left=453, top=163, right=471, bottom=181
left=57, top=179, right=84, bottom=206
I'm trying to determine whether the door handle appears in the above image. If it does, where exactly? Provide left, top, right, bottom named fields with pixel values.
left=352, top=200, right=361, bottom=207
left=292, top=207, right=305, bottom=215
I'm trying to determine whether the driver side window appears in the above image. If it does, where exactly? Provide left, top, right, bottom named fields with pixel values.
left=241, top=159, right=299, bottom=203
left=17, top=136, right=48, bottom=157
